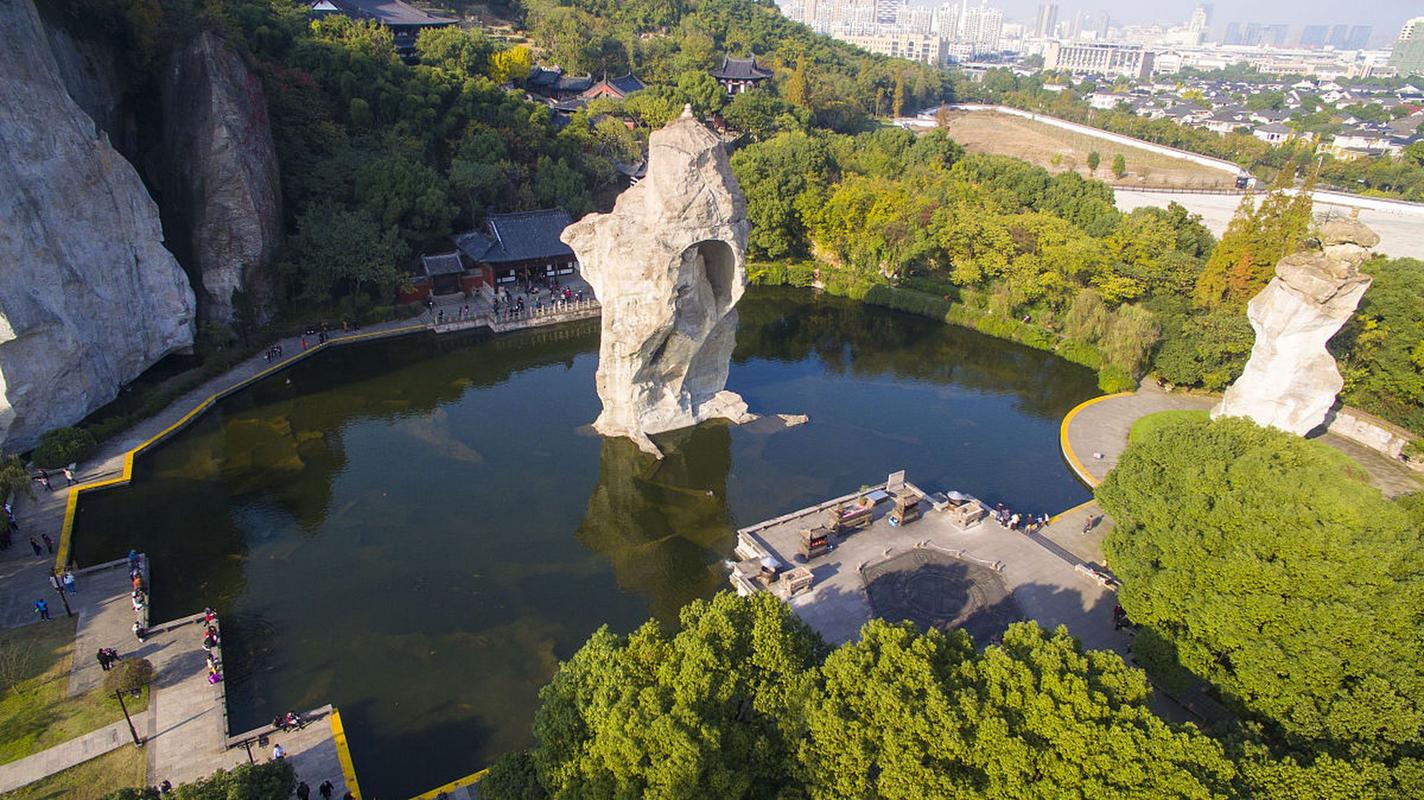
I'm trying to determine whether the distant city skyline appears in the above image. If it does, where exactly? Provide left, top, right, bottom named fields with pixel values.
left=908, top=1, right=1414, bottom=39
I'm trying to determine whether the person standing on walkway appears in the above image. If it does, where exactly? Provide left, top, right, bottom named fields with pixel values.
left=133, top=621, right=146, bottom=642
left=34, top=599, right=50, bottom=620
left=49, top=573, right=61, bottom=592
left=41, top=533, right=54, bottom=553
left=29, top=537, right=42, bottom=556
left=63, top=467, right=76, bottom=486
left=97, top=649, right=112, bottom=671
left=63, top=569, right=76, bottom=593
left=1082, top=515, right=1095, bottom=535
left=318, top=780, right=334, bottom=799
left=273, top=743, right=286, bottom=760
left=296, top=781, right=311, bottom=800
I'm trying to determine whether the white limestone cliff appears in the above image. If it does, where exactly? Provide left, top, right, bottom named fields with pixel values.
left=562, top=107, right=756, bottom=457
left=1211, top=218, right=1378, bottom=435
left=0, top=0, right=197, bottom=451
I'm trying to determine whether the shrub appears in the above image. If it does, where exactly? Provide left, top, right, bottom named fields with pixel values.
left=1097, top=364, right=1137, bottom=393
left=32, top=427, right=97, bottom=469
left=862, top=285, right=952, bottom=320
left=103, top=657, right=154, bottom=695
left=1055, top=339, right=1104, bottom=370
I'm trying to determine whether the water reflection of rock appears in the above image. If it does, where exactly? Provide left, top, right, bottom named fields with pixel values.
left=576, top=424, right=737, bottom=621
left=735, top=288, right=1092, bottom=420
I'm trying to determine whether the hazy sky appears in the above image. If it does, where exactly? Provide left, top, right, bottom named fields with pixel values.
left=988, top=1, right=1415, bottom=36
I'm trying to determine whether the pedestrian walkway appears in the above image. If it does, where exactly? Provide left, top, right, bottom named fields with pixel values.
left=0, top=719, right=137, bottom=794
left=69, top=557, right=147, bottom=696
left=1062, top=385, right=1422, bottom=496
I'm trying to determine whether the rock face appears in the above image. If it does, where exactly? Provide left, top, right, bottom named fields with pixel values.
left=563, top=107, right=755, bottom=456
left=1212, top=218, right=1378, bottom=435
left=155, top=31, right=282, bottom=326
left=0, top=0, right=196, bottom=451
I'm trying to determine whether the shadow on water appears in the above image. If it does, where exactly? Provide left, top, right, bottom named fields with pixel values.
left=69, top=288, right=1099, bottom=796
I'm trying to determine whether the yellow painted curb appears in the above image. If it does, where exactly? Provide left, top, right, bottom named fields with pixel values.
left=54, top=323, right=430, bottom=570
left=1058, top=391, right=1133, bottom=490
left=410, top=768, right=489, bottom=800
left=331, top=707, right=364, bottom=799
left=1048, top=498, right=1097, bottom=525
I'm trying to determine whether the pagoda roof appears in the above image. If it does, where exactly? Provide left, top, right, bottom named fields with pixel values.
left=709, top=56, right=772, bottom=81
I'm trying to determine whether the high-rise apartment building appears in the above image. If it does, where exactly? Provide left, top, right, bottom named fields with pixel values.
left=1188, top=4, right=1211, bottom=34
left=1262, top=23, right=1289, bottom=47
left=1300, top=25, right=1328, bottom=48
left=1326, top=24, right=1350, bottom=48
left=1076, top=9, right=1109, bottom=41
left=1345, top=26, right=1371, bottom=50
left=1391, top=17, right=1424, bottom=76
left=874, top=0, right=899, bottom=26
left=1034, top=2, right=1058, bottom=39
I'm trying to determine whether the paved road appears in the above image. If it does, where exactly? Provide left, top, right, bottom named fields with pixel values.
left=1115, top=188, right=1424, bottom=259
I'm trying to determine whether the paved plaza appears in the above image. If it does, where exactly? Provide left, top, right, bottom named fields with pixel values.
left=739, top=488, right=1130, bottom=657
left=1064, top=385, right=1422, bottom=496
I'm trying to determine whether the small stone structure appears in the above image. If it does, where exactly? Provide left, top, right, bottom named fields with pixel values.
left=562, top=106, right=755, bottom=456
left=1212, top=218, right=1378, bottom=435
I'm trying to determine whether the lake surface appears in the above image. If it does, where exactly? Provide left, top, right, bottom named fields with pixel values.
left=73, top=287, right=1098, bottom=797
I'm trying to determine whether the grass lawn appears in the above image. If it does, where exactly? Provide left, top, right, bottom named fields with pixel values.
left=0, top=618, right=149, bottom=765
left=5, top=743, right=147, bottom=800
left=1127, top=409, right=1210, bottom=444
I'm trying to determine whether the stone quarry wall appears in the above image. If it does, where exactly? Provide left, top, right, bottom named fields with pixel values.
left=0, top=0, right=197, bottom=451
left=154, top=30, right=282, bottom=326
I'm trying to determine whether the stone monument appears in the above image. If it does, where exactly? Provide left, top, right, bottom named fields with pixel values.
left=562, top=106, right=756, bottom=456
left=1211, top=217, right=1378, bottom=435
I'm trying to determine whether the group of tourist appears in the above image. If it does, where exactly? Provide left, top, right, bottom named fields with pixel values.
left=263, top=343, right=285, bottom=362
left=271, top=719, right=350, bottom=800
left=992, top=503, right=1050, bottom=533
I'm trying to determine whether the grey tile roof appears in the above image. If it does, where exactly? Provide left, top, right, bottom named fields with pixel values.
left=454, top=209, right=575, bottom=265
left=326, top=0, right=454, bottom=27
left=421, top=252, right=465, bottom=276
left=710, top=57, right=772, bottom=81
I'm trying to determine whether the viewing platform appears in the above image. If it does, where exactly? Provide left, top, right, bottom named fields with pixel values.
left=729, top=471, right=1131, bottom=653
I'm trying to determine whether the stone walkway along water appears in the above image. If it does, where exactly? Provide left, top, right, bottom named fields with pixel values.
left=0, top=292, right=599, bottom=796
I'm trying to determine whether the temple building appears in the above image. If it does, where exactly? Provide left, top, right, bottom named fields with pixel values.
left=709, top=56, right=772, bottom=94
left=308, top=0, right=455, bottom=61
left=453, top=209, right=579, bottom=286
left=581, top=73, right=646, bottom=101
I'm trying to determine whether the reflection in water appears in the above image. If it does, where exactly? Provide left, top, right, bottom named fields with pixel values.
left=71, top=288, right=1097, bottom=797
left=577, top=426, right=735, bottom=623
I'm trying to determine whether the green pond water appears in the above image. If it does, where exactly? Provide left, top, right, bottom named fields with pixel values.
left=74, top=287, right=1098, bottom=797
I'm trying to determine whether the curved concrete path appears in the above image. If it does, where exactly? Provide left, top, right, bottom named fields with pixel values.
left=1062, top=386, right=1422, bottom=496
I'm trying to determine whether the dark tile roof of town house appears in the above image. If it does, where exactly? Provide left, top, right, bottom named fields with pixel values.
left=421, top=252, right=466, bottom=276
left=453, top=209, right=575, bottom=265
left=1256, top=122, right=1294, bottom=135
left=322, top=0, right=455, bottom=27
left=709, top=56, right=773, bottom=81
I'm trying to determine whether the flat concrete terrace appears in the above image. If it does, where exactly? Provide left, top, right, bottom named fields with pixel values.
left=1063, top=386, right=1423, bottom=496
left=732, top=480, right=1132, bottom=657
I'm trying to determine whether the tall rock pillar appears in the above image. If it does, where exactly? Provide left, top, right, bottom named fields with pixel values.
left=1211, top=218, right=1378, bottom=435
left=562, top=107, right=755, bottom=456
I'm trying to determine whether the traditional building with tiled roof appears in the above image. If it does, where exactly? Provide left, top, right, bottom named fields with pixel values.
left=709, top=56, right=772, bottom=94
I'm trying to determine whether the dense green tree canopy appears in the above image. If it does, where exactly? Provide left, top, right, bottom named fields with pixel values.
left=1097, top=416, right=1424, bottom=767
left=530, top=592, right=824, bottom=799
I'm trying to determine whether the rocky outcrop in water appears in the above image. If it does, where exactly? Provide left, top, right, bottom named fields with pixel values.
left=1212, top=218, right=1378, bottom=435
left=0, top=0, right=196, bottom=451
left=562, top=107, right=755, bottom=457
left=155, top=30, right=281, bottom=326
